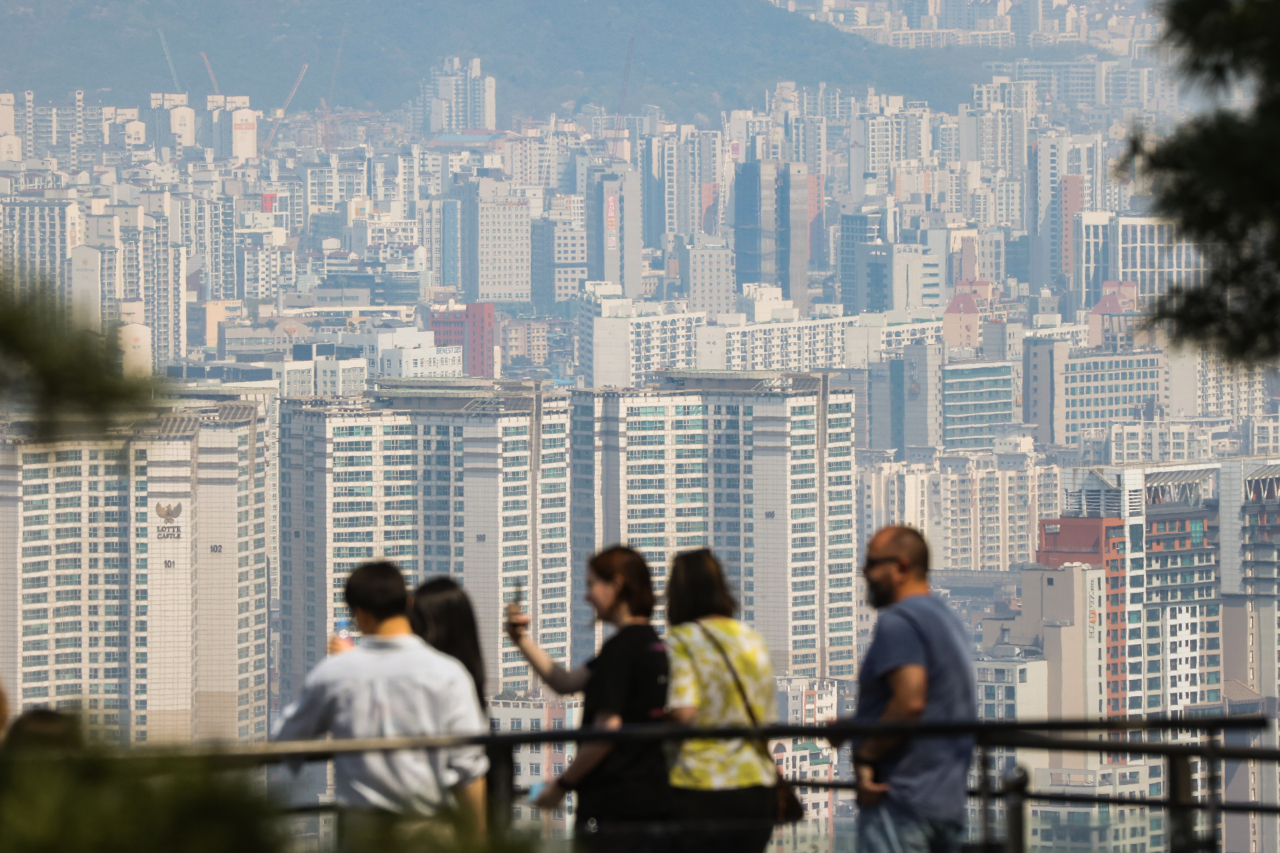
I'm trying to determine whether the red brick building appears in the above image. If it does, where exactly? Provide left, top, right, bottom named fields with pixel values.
left=1038, top=516, right=1133, bottom=716
left=428, top=302, right=495, bottom=378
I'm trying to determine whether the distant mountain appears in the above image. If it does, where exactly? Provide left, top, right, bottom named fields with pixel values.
left=0, top=0, right=1088, bottom=122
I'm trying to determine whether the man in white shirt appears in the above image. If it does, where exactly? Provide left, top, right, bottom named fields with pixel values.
left=275, top=561, right=488, bottom=832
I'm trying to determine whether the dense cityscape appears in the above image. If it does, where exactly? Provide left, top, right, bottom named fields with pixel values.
left=0, top=0, right=1274, bottom=848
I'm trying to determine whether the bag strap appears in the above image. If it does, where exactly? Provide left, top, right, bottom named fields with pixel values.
left=695, top=621, right=760, bottom=728
left=693, top=621, right=786, bottom=779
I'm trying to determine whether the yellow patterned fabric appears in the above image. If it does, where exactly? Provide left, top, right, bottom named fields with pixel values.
left=667, top=617, right=777, bottom=790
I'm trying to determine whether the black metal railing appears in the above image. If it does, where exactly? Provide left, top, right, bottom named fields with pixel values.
left=96, top=715, right=1277, bottom=853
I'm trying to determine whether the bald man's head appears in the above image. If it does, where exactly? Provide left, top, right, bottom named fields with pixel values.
left=869, top=525, right=930, bottom=579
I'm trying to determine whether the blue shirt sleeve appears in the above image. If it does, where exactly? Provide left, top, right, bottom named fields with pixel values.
left=866, top=609, right=926, bottom=681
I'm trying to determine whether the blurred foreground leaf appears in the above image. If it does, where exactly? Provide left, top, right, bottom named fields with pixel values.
left=0, top=751, right=544, bottom=853
left=0, top=279, right=155, bottom=437
left=1130, top=0, right=1280, bottom=362
left=0, top=754, right=284, bottom=853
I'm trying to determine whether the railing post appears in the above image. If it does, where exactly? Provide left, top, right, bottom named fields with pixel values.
left=978, top=740, right=992, bottom=851
left=1168, top=753, right=1196, bottom=853
left=1002, top=766, right=1028, bottom=853
left=486, top=742, right=514, bottom=840
left=1206, top=732, right=1221, bottom=853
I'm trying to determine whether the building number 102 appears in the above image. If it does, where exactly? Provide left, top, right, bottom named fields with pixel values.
left=210, top=545, right=222, bottom=553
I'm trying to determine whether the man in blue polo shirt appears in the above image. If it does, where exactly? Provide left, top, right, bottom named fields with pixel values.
left=850, top=526, right=976, bottom=853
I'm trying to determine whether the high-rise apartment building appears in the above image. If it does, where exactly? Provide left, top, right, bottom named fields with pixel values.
left=418, top=57, right=496, bottom=133
left=172, top=193, right=237, bottom=301
left=531, top=218, right=588, bottom=310
left=1075, top=418, right=1216, bottom=465
left=237, top=240, right=296, bottom=301
left=1059, top=463, right=1223, bottom=719
left=570, top=373, right=856, bottom=677
left=867, top=342, right=946, bottom=452
left=0, top=403, right=271, bottom=744
left=735, top=160, right=810, bottom=316
left=573, top=283, right=705, bottom=388
left=0, top=196, right=83, bottom=299
left=1218, top=458, right=1280, bottom=852
left=857, top=438, right=1062, bottom=573
left=842, top=242, right=942, bottom=315
left=458, top=179, right=532, bottom=303
left=427, top=301, right=496, bottom=378
left=694, top=289, right=867, bottom=374
left=677, top=236, right=735, bottom=316
left=940, top=360, right=1017, bottom=450
left=68, top=193, right=186, bottom=370
left=277, top=383, right=575, bottom=703
left=419, top=199, right=462, bottom=291
left=1029, top=131, right=1107, bottom=292
left=1022, top=340, right=1168, bottom=445
left=1167, top=348, right=1269, bottom=422
left=585, top=168, right=644, bottom=300
left=656, top=128, right=728, bottom=239
left=958, top=103, right=1028, bottom=174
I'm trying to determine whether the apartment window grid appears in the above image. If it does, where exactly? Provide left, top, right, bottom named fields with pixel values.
left=16, top=442, right=143, bottom=743
left=1062, top=354, right=1166, bottom=440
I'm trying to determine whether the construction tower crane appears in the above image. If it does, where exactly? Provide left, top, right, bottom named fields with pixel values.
left=328, top=24, right=347, bottom=106
left=157, top=30, right=182, bottom=93
left=200, top=52, right=221, bottom=96
left=607, top=36, right=635, bottom=163
left=263, top=63, right=309, bottom=153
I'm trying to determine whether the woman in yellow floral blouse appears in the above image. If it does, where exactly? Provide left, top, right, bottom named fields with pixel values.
left=666, top=549, right=777, bottom=853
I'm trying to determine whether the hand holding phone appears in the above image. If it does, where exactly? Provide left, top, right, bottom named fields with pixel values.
left=505, top=578, right=529, bottom=642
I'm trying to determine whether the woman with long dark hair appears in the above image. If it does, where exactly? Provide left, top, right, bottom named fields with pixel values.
left=505, top=545, right=673, bottom=851
left=665, top=549, right=779, bottom=853
left=409, top=577, right=485, bottom=707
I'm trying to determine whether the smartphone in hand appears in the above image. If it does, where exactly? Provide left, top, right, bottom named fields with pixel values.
left=504, top=577, right=527, bottom=637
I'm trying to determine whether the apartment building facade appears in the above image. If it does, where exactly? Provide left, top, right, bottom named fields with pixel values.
left=570, top=373, right=856, bottom=679
left=0, top=403, right=271, bottom=745
left=278, top=383, right=574, bottom=703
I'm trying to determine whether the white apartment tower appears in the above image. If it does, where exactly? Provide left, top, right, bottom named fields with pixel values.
left=857, top=441, right=1063, bottom=574
left=570, top=373, right=857, bottom=679
left=419, top=56, right=497, bottom=133
left=278, top=382, right=575, bottom=703
left=0, top=403, right=271, bottom=745
left=0, top=197, right=83, bottom=300
left=459, top=179, right=532, bottom=303
left=574, top=283, right=706, bottom=388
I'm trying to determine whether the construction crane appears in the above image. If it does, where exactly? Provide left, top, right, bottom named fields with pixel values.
left=200, top=52, right=221, bottom=96
left=317, top=97, right=335, bottom=152
left=157, top=29, right=182, bottom=93
left=328, top=24, right=347, bottom=106
left=607, top=36, right=635, bottom=164
left=263, top=63, right=308, bottom=153
left=315, top=98, right=376, bottom=152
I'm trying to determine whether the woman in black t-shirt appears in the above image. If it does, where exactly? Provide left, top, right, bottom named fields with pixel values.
left=505, top=546, right=673, bottom=851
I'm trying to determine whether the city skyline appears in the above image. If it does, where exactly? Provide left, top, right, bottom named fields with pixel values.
left=0, top=2, right=1274, bottom=848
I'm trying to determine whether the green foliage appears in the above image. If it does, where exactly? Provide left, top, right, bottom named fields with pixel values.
left=0, top=279, right=155, bottom=437
left=0, top=750, right=542, bottom=853
left=0, top=754, right=284, bottom=853
left=1130, top=0, right=1280, bottom=361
